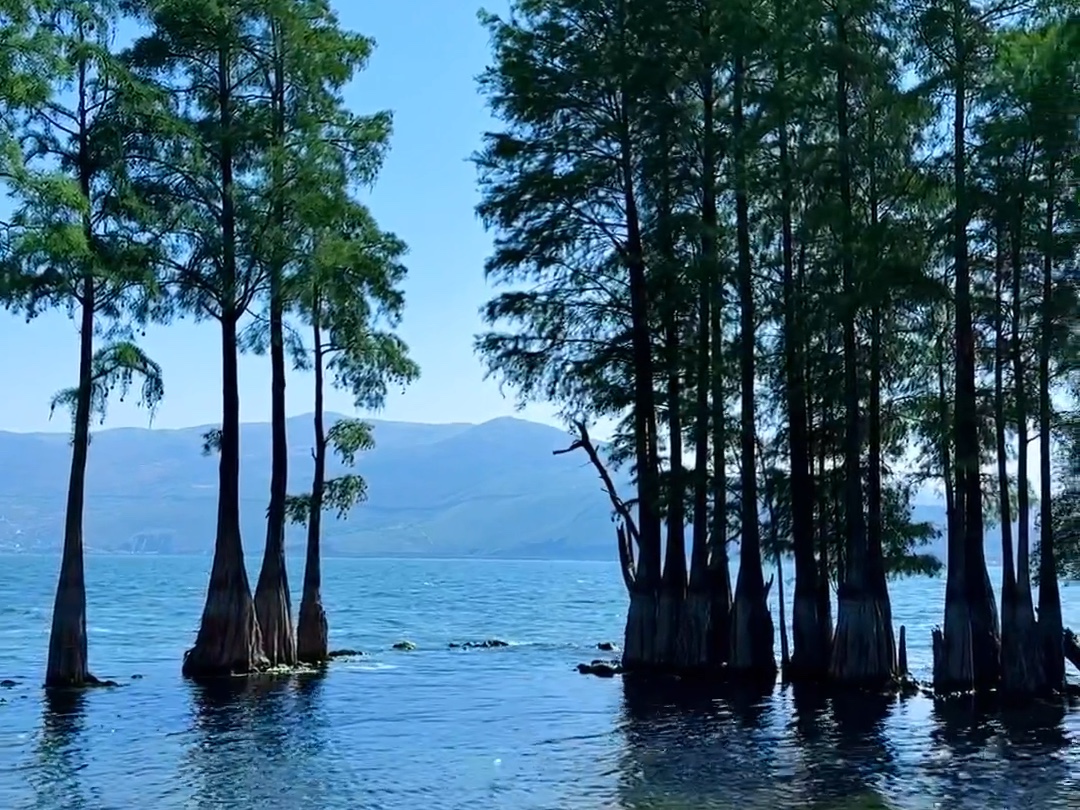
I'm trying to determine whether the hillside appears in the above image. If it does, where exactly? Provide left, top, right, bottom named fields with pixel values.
left=0, top=415, right=627, bottom=560
left=0, top=413, right=1000, bottom=562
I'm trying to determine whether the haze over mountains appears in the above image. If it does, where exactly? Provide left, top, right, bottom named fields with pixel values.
left=0, top=414, right=978, bottom=562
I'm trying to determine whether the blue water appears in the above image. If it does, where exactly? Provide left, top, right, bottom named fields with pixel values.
left=1, top=554, right=1079, bottom=809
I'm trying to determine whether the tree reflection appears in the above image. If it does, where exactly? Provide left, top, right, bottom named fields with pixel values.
left=927, top=695, right=1070, bottom=809
left=615, top=677, right=785, bottom=809
left=32, top=688, right=90, bottom=810
left=182, top=675, right=291, bottom=807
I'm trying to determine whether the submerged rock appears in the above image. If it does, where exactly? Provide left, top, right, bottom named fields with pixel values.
left=131, top=674, right=144, bottom=680
left=328, top=649, right=364, bottom=659
left=0, top=679, right=15, bottom=688
left=577, top=659, right=623, bottom=678
left=449, top=639, right=510, bottom=650
left=392, top=641, right=417, bottom=651
left=597, top=642, right=618, bottom=652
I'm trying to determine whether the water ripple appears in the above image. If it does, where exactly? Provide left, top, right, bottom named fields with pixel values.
left=2, top=555, right=1080, bottom=808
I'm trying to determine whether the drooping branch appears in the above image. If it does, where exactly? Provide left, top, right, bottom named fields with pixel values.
left=554, top=419, right=637, bottom=589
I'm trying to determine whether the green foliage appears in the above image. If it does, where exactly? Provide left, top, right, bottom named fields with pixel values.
left=50, top=341, right=164, bottom=431
left=284, top=419, right=375, bottom=526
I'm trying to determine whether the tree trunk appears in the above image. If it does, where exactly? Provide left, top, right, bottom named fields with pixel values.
left=829, top=9, right=892, bottom=687
left=866, top=184, right=896, bottom=678
left=779, top=41, right=825, bottom=683
left=619, top=77, right=661, bottom=670
left=729, top=47, right=775, bottom=680
left=297, top=309, right=329, bottom=664
left=657, top=319, right=687, bottom=665
left=183, top=42, right=266, bottom=678
left=708, top=274, right=732, bottom=667
left=676, top=93, right=716, bottom=668
left=936, top=14, right=1000, bottom=692
left=46, top=275, right=95, bottom=688
left=254, top=271, right=295, bottom=666
left=996, top=215, right=1022, bottom=694
left=1038, top=169, right=1063, bottom=690
left=254, top=31, right=296, bottom=668
left=46, top=55, right=96, bottom=689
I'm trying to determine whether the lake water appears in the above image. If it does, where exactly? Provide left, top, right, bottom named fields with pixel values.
left=1, top=554, right=1079, bottom=809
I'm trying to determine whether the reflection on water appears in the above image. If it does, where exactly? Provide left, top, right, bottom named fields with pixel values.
left=615, top=678, right=1079, bottom=810
left=9, top=558, right=1080, bottom=809
left=32, top=690, right=90, bottom=810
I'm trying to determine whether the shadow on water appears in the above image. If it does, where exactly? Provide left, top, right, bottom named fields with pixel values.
left=615, top=677, right=785, bottom=809
left=183, top=675, right=294, bottom=807
left=182, top=670, right=361, bottom=808
left=927, top=695, right=1073, bottom=809
left=32, top=689, right=90, bottom=809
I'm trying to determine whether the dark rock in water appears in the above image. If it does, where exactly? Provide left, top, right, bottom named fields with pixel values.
left=131, top=674, right=144, bottom=680
left=0, top=679, right=15, bottom=688
left=393, top=641, right=417, bottom=651
left=576, top=659, right=622, bottom=678
left=328, top=649, right=364, bottom=659
left=597, top=642, right=617, bottom=652
left=451, top=639, right=510, bottom=650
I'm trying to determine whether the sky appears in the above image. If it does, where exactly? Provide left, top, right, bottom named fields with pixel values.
left=0, top=0, right=564, bottom=435
left=0, top=3, right=1049, bottom=505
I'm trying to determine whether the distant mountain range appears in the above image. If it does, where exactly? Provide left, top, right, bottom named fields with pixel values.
left=0, top=414, right=1012, bottom=562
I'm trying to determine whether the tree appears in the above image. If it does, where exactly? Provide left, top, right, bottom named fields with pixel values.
left=126, top=0, right=269, bottom=678
left=3, top=0, right=164, bottom=687
left=288, top=193, right=419, bottom=663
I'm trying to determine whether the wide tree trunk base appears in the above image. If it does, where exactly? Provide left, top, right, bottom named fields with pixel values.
left=933, top=598, right=974, bottom=695
left=622, top=589, right=658, bottom=671
left=654, top=589, right=682, bottom=666
left=296, top=592, right=329, bottom=664
left=183, top=560, right=267, bottom=679
left=674, top=589, right=711, bottom=672
left=254, top=564, right=296, bottom=668
left=829, top=591, right=895, bottom=688
left=728, top=588, right=775, bottom=681
left=788, top=592, right=829, bottom=683
left=1000, top=594, right=1045, bottom=696
left=1040, top=606, right=1065, bottom=692
left=45, top=579, right=93, bottom=689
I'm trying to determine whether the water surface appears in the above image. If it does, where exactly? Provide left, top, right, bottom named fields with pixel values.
left=1, top=555, right=1079, bottom=808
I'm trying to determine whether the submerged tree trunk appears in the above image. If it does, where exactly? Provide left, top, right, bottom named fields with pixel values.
left=829, top=10, right=893, bottom=687
left=46, top=69, right=97, bottom=688
left=1008, top=205, right=1044, bottom=694
left=1038, top=173, right=1063, bottom=691
left=183, top=42, right=266, bottom=678
left=254, top=23, right=296, bottom=666
left=865, top=182, right=896, bottom=679
left=780, top=53, right=826, bottom=683
left=729, top=48, right=774, bottom=679
left=936, top=20, right=1000, bottom=693
left=619, top=77, right=661, bottom=670
left=254, top=33, right=296, bottom=667
left=46, top=274, right=96, bottom=688
left=657, top=320, right=687, bottom=664
left=708, top=274, right=732, bottom=667
left=297, top=310, right=329, bottom=664
left=676, top=59, right=719, bottom=673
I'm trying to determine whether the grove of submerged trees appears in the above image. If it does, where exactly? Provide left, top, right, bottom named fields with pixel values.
left=475, top=0, right=1080, bottom=696
left=0, top=0, right=417, bottom=686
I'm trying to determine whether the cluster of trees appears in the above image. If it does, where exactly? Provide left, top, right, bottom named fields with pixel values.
left=476, top=0, right=1079, bottom=696
left=0, top=0, right=417, bottom=686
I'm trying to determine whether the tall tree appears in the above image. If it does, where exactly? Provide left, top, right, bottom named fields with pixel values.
left=4, top=0, right=164, bottom=687
left=289, top=193, right=419, bottom=663
left=127, top=0, right=269, bottom=677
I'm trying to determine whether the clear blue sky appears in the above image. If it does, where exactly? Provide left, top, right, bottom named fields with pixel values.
left=0, top=0, right=561, bottom=434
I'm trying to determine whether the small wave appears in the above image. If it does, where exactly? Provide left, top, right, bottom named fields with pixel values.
left=350, top=662, right=398, bottom=672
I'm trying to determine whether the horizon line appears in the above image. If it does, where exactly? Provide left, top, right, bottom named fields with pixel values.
left=0, top=412, right=559, bottom=437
